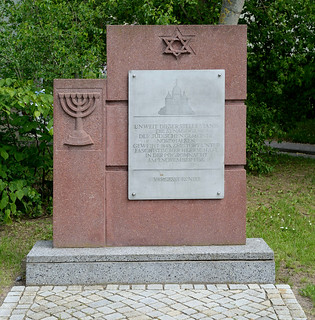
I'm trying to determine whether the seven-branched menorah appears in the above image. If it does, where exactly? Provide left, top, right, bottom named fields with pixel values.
left=58, top=93, right=100, bottom=146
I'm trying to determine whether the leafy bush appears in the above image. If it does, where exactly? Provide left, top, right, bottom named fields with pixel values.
left=246, top=94, right=283, bottom=173
left=241, top=0, right=314, bottom=172
left=0, top=79, right=53, bottom=224
left=241, top=0, right=314, bottom=128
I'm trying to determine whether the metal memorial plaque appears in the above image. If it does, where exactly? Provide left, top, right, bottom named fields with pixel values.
left=128, top=70, right=225, bottom=200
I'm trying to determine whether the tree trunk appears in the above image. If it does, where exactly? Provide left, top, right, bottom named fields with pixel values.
left=219, top=0, right=245, bottom=25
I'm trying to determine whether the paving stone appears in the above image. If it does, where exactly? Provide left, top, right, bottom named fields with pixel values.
left=164, top=284, right=180, bottom=290
left=0, top=309, right=11, bottom=317
left=244, top=313, right=260, bottom=319
left=0, top=283, right=308, bottom=320
left=26, top=311, right=49, bottom=320
left=118, top=284, right=130, bottom=290
left=180, top=284, right=194, bottom=290
left=290, top=309, right=306, bottom=317
left=9, top=315, right=25, bottom=320
left=158, top=315, right=175, bottom=320
left=66, top=286, right=82, bottom=291
left=247, top=295, right=265, bottom=304
left=216, top=284, right=229, bottom=290
left=287, top=302, right=304, bottom=310
left=40, top=286, right=53, bottom=291
left=193, top=284, right=206, bottom=290
left=277, top=315, right=292, bottom=320
left=274, top=306, right=291, bottom=315
left=15, top=304, right=30, bottom=309
left=190, top=313, right=207, bottom=319
left=131, top=284, right=146, bottom=290
left=282, top=294, right=296, bottom=300
left=208, top=293, right=224, bottom=300
left=53, top=311, right=72, bottom=319
left=271, top=298, right=285, bottom=306
left=71, top=310, right=87, bottom=318
left=0, top=303, right=17, bottom=310
left=24, top=287, right=40, bottom=292
left=105, top=312, right=125, bottom=320
left=144, top=284, right=162, bottom=290
left=239, top=304, right=260, bottom=313
left=247, top=284, right=260, bottom=290
left=211, top=314, right=226, bottom=319
left=106, top=285, right=119, bottom=290
left=18, top=297, right=34, bottom=304
left=11, top=308, right=28, bottom=315
left=261, top=284, right=276, bottom=289
left=37, top=291, right=54, bottom=298
left=276, top=284, right=291, bottom=289
left=52, top=286, right=68, bottom=292
left=10, top=287, right=25, bottom=292
left=229, top=284, right=248, bottom=290
left=6, top=292, right=23, bottom=298
left=206, top=284, right=218, bottom=291
left=265, top=288, right=279, bottom=294
left=173, top=314, right=190, bottom=320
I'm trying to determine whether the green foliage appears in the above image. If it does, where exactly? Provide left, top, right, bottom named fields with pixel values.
left=246, top=94, right=282, bottom=173
left=241, top=0, right=314, bottom=172
left=284, top=118, right=315, bottom=144
left=300, top=284, right=315, bottom=307
left=241, top=0, right=314, bottom=128
left=0, top=0, right=107, bottom=88
left=0, top=79, right=53, bottom=224
left=102, top=0, right=221, bottom=25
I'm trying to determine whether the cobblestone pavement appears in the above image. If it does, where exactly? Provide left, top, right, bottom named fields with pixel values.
left=0, top=284, right=307, bottom=320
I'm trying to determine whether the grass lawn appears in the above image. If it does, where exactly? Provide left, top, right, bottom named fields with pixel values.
left=247, top=154, right=315, bottom=317
left=0, top=217, right=52, bottom=302
left=0, top=154, right=314, bottom=317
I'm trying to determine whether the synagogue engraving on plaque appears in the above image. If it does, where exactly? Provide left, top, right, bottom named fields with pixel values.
left=128, top=70, right=225, bottom=200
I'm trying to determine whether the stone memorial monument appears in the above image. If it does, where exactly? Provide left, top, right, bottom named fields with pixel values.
left=26, top=25, right=275, bottom=285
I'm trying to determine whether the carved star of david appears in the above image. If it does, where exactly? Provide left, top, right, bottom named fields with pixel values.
left=160, top=28, right=195, bottom=59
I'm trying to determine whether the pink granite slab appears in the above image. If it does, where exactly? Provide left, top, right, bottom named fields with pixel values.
left=106, top=103, right=128, bottom=167
left=105, top=169, right=246, bottom=246
left=53, top=80, right=106, bottom=247
left=53, top=26, right=247, bottom=248
left=225, top=103, right=246, bottom=165
left=53, top=150, right=105, bottom=247
left=107, top=25, right=247, bottom=101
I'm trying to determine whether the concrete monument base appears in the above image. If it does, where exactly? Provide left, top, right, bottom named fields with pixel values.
left=26, top=238, right=275, bottom=285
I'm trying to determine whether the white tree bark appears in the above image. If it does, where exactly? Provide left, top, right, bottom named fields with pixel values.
left=219, top=0, right=245, bottom=25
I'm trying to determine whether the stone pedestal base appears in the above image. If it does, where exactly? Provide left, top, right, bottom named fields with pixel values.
left=26, top=239, right=275, bottom=285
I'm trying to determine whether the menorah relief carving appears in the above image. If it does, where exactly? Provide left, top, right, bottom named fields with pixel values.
left=58, top=93, right=100, bottom=146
